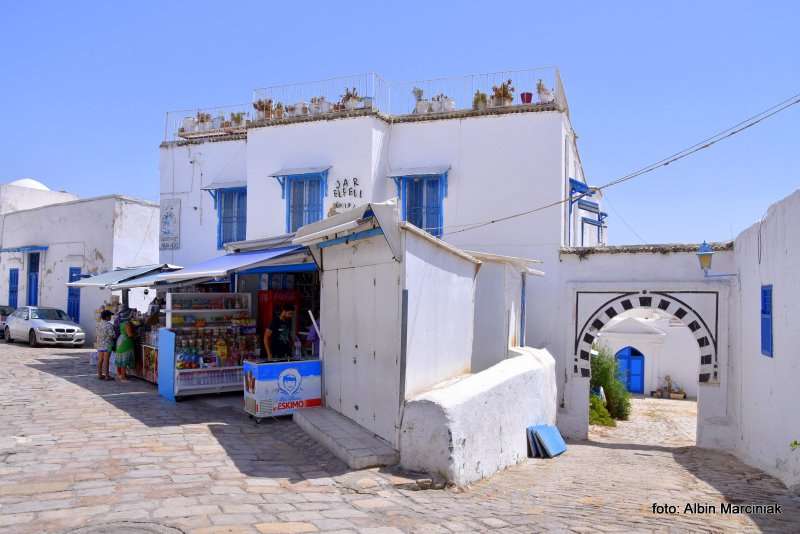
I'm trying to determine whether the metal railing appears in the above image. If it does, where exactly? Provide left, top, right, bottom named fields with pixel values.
left=389, top=67, right=565, bottom=117
left=163, top=68, right=569, bottom=141
left=251, top=72, right=390, bottom=122
left=164, top=104, right=252, bottom=142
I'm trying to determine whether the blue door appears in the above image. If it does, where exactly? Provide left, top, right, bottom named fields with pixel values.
left=27, top=253, right=39, bottom=306
left=67, top=267, right=81, bottom=323
left=8, top=268, right=18, bottom=308
left=615, top=347, right=645, bottom=394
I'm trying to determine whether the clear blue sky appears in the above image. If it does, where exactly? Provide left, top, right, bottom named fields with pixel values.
left=1, top=1, right=797, bottom=244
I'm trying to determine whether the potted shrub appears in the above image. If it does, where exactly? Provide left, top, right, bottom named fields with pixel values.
left=520, top=91, right=533, bottom=104
left=310, top=96, right=332, bottom=114
left=537, top=79, right=554, bottom=103
left=196, top=112, right=212, bottom=131
left=472, top=90, right=488, bottom=111
left=180, top=116, right=197, bottom=134
left=285, top=104, right=297, bottom=117
left=253, top=99, right=273, bottom=120
left=342, top=87, right=363, bottom=111
left=489, top=79, right=514, bottom=108
left=431, top=93, right=455, bottom=113
left=274, top=102, right=284, bottom=119
left=412, top=87, right=430, bottom=114
left=294, top=101, right=309, bottom=116
left=230, top=112, right=246, bottom=127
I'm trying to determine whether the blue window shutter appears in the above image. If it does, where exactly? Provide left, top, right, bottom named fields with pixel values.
left=236, top=189, right=247, bottom=242
left=8, top=268, right=18, bottom=309
left=425, top=177, right=441, bottom=236
left=306, top=179, right=322, bottom=225
left=401, top=175, right=445, bottom=237
left=761, top=285, right=773, bottom=357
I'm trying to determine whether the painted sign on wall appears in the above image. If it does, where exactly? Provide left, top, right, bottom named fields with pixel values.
left=330, top=177, right=364, bottom=215
left=160, top=198, right=181, bottom=250
left=243, top=359, right=322, bottom=417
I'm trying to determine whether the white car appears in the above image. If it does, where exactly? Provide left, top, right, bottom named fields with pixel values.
left=5, top=306, right=86, bottom=347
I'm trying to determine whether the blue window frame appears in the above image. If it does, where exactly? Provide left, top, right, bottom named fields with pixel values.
left=761, top=285, right=773, bottom=357
left=8, top=268, right=18, bottom=308
left=393, top=173, right=448, bottom=238
left=282, top=172, right=327, bottom=233
left=215, top=188, right=247, bottom=249
left=67, top=267, right=81, bottom=323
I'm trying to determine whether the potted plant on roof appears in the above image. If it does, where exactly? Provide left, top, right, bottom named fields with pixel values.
left=196, top=112, right=212, bottom=131
left=253, top=99, right=273, bottom=120
left=310, top=96, right=332, bottom=114
left=489, top=79, right=514, bottom=108
left=537, top=79, right=554, bottom=104
left=179, top=116, right=197, bottom=136
left=412, top=87, right=431, bottom=114
left=230, top=112, right=246, bottom=127
left=431, top=93, right=455, bottom=113
left=342, top=87, right=363, bottom=111
left=472, top=90, right=488, bottom=111
left=520, top=90, right=533, bottom=104
left=285, top=103, right=297, bottom=117
left=274, top=102, right=284, bottom=119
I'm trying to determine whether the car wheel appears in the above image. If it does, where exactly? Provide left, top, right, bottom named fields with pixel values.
left=4, top=327, right=12, bottom=343
left=28, top=330, right=38, bottom=348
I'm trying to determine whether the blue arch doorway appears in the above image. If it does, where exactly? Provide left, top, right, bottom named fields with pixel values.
left=615, top=347, right=645, bottom=394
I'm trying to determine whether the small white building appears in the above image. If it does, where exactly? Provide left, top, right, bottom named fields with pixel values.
left=0, top=189, right=160, bottom=341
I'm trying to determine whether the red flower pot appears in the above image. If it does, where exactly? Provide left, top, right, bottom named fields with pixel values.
left=521, top=92, right=533, bottom=104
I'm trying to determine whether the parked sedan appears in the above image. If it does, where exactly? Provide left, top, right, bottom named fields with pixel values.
left=5, top=306, right=86, bottom=347
left=0, top=305, right=14, bottom=338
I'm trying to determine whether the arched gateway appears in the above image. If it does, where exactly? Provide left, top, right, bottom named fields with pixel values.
left=573, top=289, right=720, bottom=384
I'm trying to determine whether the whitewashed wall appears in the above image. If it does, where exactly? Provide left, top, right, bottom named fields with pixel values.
left=402, top=230, right=479, bottom=398
left=0, top=196, right=159, bottom=341
left=472, top=260, right=523, bottom=372
left=159, top=139, right=247, bottom=266
left=0, top=184, right=78, bottom=215
left=731, top=189, right=800, bottom=489
left=246, top=117, right=389, bottom=240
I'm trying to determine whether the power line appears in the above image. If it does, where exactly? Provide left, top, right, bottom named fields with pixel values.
left=443, top=91, right=800, bottom=237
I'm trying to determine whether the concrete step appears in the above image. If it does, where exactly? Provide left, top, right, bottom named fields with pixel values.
left=293, top=407, right=399, bottom=470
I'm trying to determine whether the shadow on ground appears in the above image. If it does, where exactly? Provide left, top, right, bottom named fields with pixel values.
left=26, top=350, right=353, bottom=484
left=579, top=438, right=800, bottom=532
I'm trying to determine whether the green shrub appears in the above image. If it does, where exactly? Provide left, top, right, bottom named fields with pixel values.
left=590, top=346, right=632, bottom=421
left=589, top=394, right=615, bottom=426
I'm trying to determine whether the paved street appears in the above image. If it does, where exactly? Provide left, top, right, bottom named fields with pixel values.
left=1, top=345, right=799, bottom=533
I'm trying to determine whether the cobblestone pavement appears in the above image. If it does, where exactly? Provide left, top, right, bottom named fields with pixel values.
left=1, top=346, right=799, bottom=533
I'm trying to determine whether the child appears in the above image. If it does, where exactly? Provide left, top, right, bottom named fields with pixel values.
left=95, top=310, right=115, bottom=380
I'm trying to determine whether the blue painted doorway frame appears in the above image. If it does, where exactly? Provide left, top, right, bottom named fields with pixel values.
left=27, top=253, right=40, bottom=306
left=8, top=268, right=18, bottom=308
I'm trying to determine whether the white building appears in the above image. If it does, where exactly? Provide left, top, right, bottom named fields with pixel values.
left=0, top=185, right=159, bottom=341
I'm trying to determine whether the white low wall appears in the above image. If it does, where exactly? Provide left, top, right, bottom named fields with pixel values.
left=399, top=347, right=557, bottom=486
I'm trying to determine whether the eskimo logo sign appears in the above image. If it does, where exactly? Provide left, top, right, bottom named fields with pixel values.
left=277, top=368, right=302, bottom=396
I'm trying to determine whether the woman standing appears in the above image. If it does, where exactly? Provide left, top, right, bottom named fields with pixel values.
left=114, top=320, right=135, bottom=382
left=95, top=310, right=115, bottom=380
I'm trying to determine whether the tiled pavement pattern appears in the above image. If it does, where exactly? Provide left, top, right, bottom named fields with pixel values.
left=1, top=345, right=799, bottom=533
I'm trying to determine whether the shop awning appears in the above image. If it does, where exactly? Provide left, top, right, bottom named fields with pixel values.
left=67, top=264, right=179, bottom=288
left=0, top=245, right=49, bottom=253
left=156, top=246, right=304, bottom=282
left=387, top=165, right=450, bottom=177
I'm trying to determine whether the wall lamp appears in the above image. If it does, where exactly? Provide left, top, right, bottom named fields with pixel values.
left=696, top=241, right=737, bottom=278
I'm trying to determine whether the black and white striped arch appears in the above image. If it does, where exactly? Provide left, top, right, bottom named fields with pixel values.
left=574, top=290, right=719, bottom=384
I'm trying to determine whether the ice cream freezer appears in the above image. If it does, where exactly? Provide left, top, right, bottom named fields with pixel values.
left=242, top=359, right=322, bottom=421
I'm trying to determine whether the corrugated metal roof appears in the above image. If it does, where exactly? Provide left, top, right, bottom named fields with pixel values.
left=201, top=180, right=247, bottom=190
left=155, top=246, right=303, bottom=282
left=387, top=165, right=450, bottom=177
left=269, top=166, right=331, bottom=177
left=67, top=265, right=168, bottom=288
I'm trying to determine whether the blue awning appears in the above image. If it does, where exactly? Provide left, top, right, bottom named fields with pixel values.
left=156, top=245, right=306, bottom=282
left=0, top=245, right=48, bottom=253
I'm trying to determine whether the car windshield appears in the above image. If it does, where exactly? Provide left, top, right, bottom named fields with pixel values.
left=31, top=309, right=70, bottom=321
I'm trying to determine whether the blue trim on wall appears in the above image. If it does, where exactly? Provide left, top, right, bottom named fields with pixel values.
left=240, top=263, right=318, bottom=275
left=318, top=227, right=384, bottom=249
left=0, top=245, right=48, bottom=253
left=67, top=267, right=81, bottom=323
left=761, top=284, right=773, bottom=357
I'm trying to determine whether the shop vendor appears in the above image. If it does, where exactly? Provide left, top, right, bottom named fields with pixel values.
left=264, top=303, right=294, bottom=361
